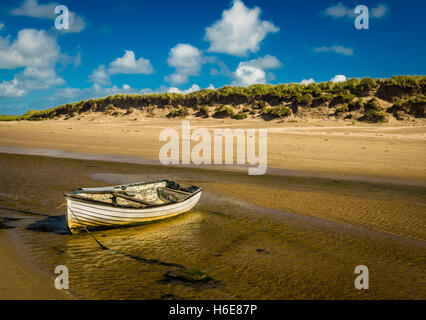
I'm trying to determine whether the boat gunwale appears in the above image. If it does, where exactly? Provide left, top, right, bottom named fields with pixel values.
left=64, top=180, right=202, bottom=209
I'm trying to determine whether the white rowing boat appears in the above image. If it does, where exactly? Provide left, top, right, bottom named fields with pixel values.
left=65, top=180, right=202, bottom=233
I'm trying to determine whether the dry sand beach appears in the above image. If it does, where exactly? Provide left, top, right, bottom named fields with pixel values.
left=0, top=118, right=425, bottom=299
left=0, top=118, right=425, bottom=185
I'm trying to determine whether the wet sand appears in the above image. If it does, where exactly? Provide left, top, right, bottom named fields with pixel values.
left=0, top=230, right=73, bottom=299
left=0, top=153, right=424, bottom=299
left=0, top=118, right=425, bottom=186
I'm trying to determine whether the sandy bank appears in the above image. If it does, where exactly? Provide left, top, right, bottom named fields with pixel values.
left=0, top=118, right=425, bottom=186
left=0, top=230, right=73, bottom=300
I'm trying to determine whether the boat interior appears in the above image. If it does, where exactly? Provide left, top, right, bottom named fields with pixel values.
left=66, top=180, right=201, bottom=208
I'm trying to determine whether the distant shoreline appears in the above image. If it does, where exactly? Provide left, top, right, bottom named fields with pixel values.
left=0, top=146, right=424, bottom=188
left=1, top=118, right=425, bottom=187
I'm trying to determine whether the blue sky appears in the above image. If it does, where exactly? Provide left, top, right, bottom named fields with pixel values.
left=0, top=0, right=425, bottom=114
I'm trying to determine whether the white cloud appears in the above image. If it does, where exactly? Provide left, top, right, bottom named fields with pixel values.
left=109, top=50, right=154, bottom=75
left=167, top=44, right=202, bottom=71
left=21, top=67, right=63, bottom=85
left=91, top=83, right=137, bottom=96
left=0, top=28, right=64, bottom=97
left=323, top=2, right=355, bottom=19
left=371, top=4, right=389, bottom=18
left=11, top=0, right=86, bottom=34
left=89, top=50, right=154, bottom=86
left=165, top=73, right=188, bottom=85
left=0, top=23, right=4, bottom=31
left=330, top=74, right=346, bottom=83
left=183, top=84, right=201, bottom=94
left=243, top=54, right=282, bottom=69
left=89, top=65, right=111, bottom=86
left=234, top=64, right=266, bottom=86
left=49, top=87, right=81, bottom=99
left=165, top=44, right=202, bottom=85
left=0, top=78, right=26, bottom=97
left=165, top=84, right=206, bottom=94
left=0, top=29, right=59, bottom=69
left=301, top=78, right=315, bottom=85
left=204, top=0, right=279, bottom=56
left=11, top=0, right=56, bottom=19
left=323, top=3, right=389, bottom=20
left=314, top=45, right=353, bottom=56
left=0, top=67, right=64, bottom=97
left=233, top=54, right=282, bottom=86
left=167, top=87, right=181, bottom=94
left=59, top=11, right=86, bottom=34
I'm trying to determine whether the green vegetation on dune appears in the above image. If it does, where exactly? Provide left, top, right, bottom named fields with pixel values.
left=166, top=107, right=189, bottom=118
left=389, top=95, right=426, bottom=117
left=365, top=97, right=384, bottom=111
left=363, top=109, right=389, bottom=122
left=0, top=115, right=23, bottom=121
left=213, top=105, right=234, bottom=118
left=232, top=112, right=248, bottom=120
left=348, top=98, right=364, bottom=111
left=1, top=76, right=425, bottom=123
left=262, top=105, right=292, bottom=118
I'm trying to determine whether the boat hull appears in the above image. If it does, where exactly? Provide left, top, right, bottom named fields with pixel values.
left=66, top=191, right=201, bottom=233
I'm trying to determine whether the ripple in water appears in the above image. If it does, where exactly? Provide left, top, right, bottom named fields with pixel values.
left=11, top=210, right=232, bottom=299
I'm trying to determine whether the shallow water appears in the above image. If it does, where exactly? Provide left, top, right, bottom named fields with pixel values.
left=7, top=192, right=425, bottom=300
left=1, top=154, right=425, bottom=299
left=11, top=210, right=229, bottom=299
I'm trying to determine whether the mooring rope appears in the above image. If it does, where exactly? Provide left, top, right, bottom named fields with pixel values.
left=56, top=202, right=67, bottom=210
left=66, top=204, right=107, bottom=250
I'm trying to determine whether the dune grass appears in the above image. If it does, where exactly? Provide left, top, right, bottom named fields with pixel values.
left=1, top=76, right=424, bottom=121
left=0, top=115, right=24, bottom=121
